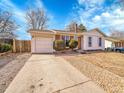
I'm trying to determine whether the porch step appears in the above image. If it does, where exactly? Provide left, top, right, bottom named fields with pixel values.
left=76, top=50, right=86, bottom=54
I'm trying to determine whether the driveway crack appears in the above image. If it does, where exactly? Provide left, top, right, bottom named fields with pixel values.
left=52, top=80, right=91, bottom=93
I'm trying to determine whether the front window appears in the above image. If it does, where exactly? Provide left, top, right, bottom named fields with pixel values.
left=99, top=38, right=102, bottom=47
left=61, top=36, right=70, bottom=47
left=88, top=37, right=92, bottom=47
left=61, top=36, right=70, bottom=41
left=65, top=36, right=70, bottom=47
left=66, top=36, right=70, bottom=41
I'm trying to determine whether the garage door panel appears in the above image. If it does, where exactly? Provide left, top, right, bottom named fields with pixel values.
left=33, top=38, right=54, bottom=53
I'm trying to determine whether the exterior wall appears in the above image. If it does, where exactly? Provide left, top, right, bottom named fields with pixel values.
left=105, top=40, right=113, bottom=48
left=82, top=36, right=105, bottom=50
left=81, top=31, right=105, bottom=50
left=32, top=33, right=54, bottom=38
left=122, top=42, right=124, bottom=47
left=81, top=36, right=84, bottom=50
left=70, top=36, right=74, bottom=40
left=31, top=37, right=35, bottom=53
left=115, top=42, right=124, bottom=47
left=78, top=37, right=81, bottom=49
left=55, top=35, right=60, bottom=40
left=55, top=35, right=75, bottom=41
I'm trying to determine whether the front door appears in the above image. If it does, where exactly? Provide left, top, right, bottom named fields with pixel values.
left=78, top=37, right=81, bottom=49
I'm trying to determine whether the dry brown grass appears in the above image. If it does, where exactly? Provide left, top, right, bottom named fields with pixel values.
left=0, top=53, right=31, bottom=93
left=63, top=52, right=124, bottom=77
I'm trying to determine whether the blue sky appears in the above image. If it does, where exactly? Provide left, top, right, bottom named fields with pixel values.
left=0, top=0, right=124, bottom=40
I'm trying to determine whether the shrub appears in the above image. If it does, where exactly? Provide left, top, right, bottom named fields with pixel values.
left=0, top=44, right=2, bottom=52
left=53, top=40, right=65, bottom=51
left=0, top=43, right=12, bottom=52
left=69, top=39, right=78, bottom=50
left=66, top=40, right=70, bottom=47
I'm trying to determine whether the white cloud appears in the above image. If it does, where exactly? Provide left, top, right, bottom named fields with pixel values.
left=92, top=15, right=101, bottom=22
left=101, top=12, right=110, bottom=17
left=92, top=8, right=124, bottom=31
left=35, top=0, right=44, bottom=9
left=0, top=0, right=47, bottom=23
left=78, top=0, right=104, bottom=9
left=0, top=0, right=26, bottom=23
left=74, top=0, right=105, bottom=29
left=78, top=0, right=103, bottom=5
left=74, top=0, right=124, bottom=34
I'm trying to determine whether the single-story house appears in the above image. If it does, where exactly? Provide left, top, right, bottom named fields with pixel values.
left=105, top=37, right=124, bottom=48
left=29, top=28, right=106, bottom=53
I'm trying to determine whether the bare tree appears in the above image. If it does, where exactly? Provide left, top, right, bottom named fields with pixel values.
left=0, top=10, right=18, bottom=39
left=66, top=21, right=87, bottom=32
left=66, top=21, right=77, bottom=32
left=26, top=8, right=48, bottom=30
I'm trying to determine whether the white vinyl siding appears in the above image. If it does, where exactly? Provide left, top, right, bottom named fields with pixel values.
left=82, top=35, right=105, bottom=50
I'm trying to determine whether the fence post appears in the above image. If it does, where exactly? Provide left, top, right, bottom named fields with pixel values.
left=13, top=39, right=16, bottom=53
left=19, top=40, right=22, bottom=53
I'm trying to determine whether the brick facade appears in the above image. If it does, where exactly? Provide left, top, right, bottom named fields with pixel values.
left=55, top=35, right=61, bottom=40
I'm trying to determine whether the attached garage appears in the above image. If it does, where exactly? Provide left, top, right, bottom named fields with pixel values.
left=30, top=30, right=55, bottom=53
left=32, top=37, right=54, bottom=53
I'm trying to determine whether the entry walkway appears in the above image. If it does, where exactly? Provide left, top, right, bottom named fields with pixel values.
left=5, top=55, right=106, bottom=93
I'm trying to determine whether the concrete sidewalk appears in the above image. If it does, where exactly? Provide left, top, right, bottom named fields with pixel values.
left=4, top=55, right=106, bottom=93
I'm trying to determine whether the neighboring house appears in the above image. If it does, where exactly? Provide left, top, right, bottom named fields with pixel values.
left=105, top=38, right=116, bottom=48
left=29, top=28, right=106, bottom=53
left=105, top=37, right=124, bottom=48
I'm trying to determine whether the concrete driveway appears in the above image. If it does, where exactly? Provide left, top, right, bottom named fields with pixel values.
left=4, top=55, right=106, bottom=93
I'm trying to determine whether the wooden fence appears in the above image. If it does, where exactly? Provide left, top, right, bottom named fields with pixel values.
left=13, top=39, right=31, bottom=53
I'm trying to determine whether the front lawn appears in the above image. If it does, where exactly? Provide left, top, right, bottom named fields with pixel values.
left=63, top=52, right=124, bottom=77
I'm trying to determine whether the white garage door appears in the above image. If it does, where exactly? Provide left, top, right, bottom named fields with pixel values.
left=32, top=38, right=54, bottom=53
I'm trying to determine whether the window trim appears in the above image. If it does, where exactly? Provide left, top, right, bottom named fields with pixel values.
left=88, top=37, right=92, bottom=47
left=65, top=36, right=70, bottom=41
left=99, top=37, right=102, bottom=47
